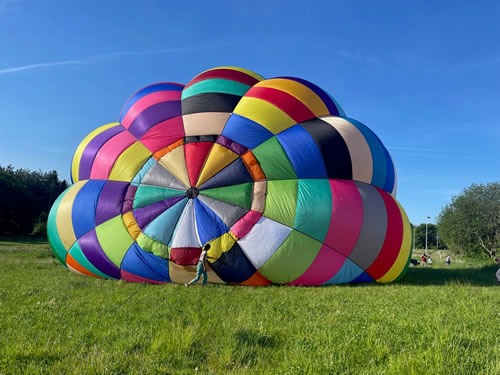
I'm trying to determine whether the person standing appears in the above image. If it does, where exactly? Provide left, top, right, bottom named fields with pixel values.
left=493, top=252, right=500, bottom=285
left=185, top=244, right=211, bottom=287
left=446, top=255, right=451, bottom=266
left=427, top=255, right=433, bottom=266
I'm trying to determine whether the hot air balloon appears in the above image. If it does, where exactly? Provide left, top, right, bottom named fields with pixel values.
left=47, top=67, right=412, bottom=286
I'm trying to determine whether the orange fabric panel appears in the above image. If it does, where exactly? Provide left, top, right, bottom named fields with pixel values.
left=239, top=271, right=272, bottom=286
left=66, top=253, right=102, bottom=279
left=153, top=138, right=184, bottom=160
left=242, top=151, right=265, bottom=180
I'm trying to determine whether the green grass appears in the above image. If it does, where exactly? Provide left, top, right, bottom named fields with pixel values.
left=0, top=237, right=499, bottom=375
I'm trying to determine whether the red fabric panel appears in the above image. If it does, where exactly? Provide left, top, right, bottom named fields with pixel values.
left=365, top=188, right=403, bottom=279
left=185, top=142, right=213, bottom=186
left=244, top=86, right=317, bottom=123
left=121, top=269, right=165, bottom=284
left=170, top=247, right=202, bottom=265
left=140, top=116, right=185, bottom=153
left=184, top=68, right=260, bottom=89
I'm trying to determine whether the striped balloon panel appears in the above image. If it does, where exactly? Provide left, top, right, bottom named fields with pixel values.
left=49, top=66, right=410, bottom=286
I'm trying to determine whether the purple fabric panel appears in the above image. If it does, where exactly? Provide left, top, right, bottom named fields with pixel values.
left=216, top=135, right=247, bottom=155
left=128, top=101, right=182, bottom=139
left=133, top=195, right=184, bottom=229
left=78, top=229, right=121, bottom=279
left=276, top=76, right=340, bottom=116
left=78, top=125, right=125, bottom=180
left=95, top=181, right=130, bottom=226
left=122, top=185, right=137, bottom=213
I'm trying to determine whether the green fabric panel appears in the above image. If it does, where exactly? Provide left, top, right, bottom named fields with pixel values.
left=47, top=188, right=70, bottom=266
left=133, top=185, right=184, bottom=209
left=68, top=242, right=113, bottom=279
left=199, top=182, right=253, bottom=210
left=258, top=230, right=322, bottom=284
left=263, top=180, right=298, bottom=228
left=252, top=137, right=297, bottom=180
left=136, top=233, right=170, bottom=258
left=294, top=179, right=332, bottom=242
left=95, top=215, right=134, bottom=267
left=182, top=79, right=251, bottom=99
left=394, top=245, right=413, bottom=282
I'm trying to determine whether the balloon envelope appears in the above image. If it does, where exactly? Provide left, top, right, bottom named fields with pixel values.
left=48, top=67, right=412, bottom=285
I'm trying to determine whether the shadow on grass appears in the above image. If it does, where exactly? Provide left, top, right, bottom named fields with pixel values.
left=396, top=265, right=499, bottom=286
left=0, top=235, right=48, bottom=245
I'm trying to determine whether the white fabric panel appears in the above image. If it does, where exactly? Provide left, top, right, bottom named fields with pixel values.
left=142, top=162, right=186, bottom=190
left=131, top=157, right=155, bottom=186
left=197, top=195, right=248, bottom=228
left=238, top=216, right=292, bottom=269
left=170, top=199, right=202, bottom=248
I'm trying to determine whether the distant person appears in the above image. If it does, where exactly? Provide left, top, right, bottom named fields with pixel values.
left=185, top=244, right=211, bottom=288
left=421, top=254, right=427, bottom=266
left=427, top=256, right=433, bottom=266
left=446, top=255, right=451, bottom=266
left=493, top=252, right=500, bottom=285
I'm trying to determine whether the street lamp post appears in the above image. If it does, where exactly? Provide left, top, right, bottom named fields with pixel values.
left=425, top=216, right=430, bottom=256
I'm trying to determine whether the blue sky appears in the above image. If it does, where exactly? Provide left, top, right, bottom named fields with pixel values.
left=1, top=0, right=499, bottom=225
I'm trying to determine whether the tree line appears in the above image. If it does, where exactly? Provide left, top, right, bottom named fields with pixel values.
left=0, top=164, right=68, bottom=235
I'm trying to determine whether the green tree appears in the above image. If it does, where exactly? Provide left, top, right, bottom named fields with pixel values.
left=0, top=164, right=68, bottom=235
left=438, top=182, right=499, bottom=258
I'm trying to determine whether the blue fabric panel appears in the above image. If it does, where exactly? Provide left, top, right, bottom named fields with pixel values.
left=382, top=146, right=395, bottom=193
left=198, top=158, right=253, bottom=190
left=193, top=198, right=229, bottom=244
left=210, top=243, right=256, bottom=283
left=276, top=125, right=328, bottom=179
left=323, top=258, right=364, bottom=285
left=143, top=198, right=188, bottom=244
left=131, top=157, right=156, bottom=186
left=350, top=271, right=374, bottom=284
left=119, top=83, right=184, bottom=123
left=121, top=243, right=170, bottom=282
left=72, top=180, right=107, bottom=239
left=344, top=117, right=387, bottom=190
left=222, top=114, right=273, bottom=149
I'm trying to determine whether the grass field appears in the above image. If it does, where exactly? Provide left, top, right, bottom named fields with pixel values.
left=0, top=237, right=499, bottom=375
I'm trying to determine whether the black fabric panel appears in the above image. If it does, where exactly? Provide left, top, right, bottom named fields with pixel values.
left=300, top=118, right=352, bottom=179
left=198, top=158, right=253, bottom=190
left=184, top=135, right=218, bottom=144
left=181, top=93, right=241, bottom=115
left=210, top=242, right=256, bottom=283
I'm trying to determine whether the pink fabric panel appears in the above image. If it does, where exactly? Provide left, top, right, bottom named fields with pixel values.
left=121, top=269, right=165, bottom=284
left=90, top=131, right=137, bottom=179
left=231, top=211, right=262, bottom=239
left=121, top=91, right=182, bottom=128
left=288, top=244, right=348, bottom=286
left=140, top=116, right=185, bottom=153
left=324, top=180, right=364, bottom=257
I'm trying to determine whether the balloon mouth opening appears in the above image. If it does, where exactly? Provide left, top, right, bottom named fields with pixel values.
left=185, top=187, right=200, bottom=199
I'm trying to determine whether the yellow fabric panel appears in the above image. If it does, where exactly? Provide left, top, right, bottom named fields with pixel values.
left=109, top=141, right=152, bottom=182
left=196, top=144, right=238, bottom=186
left=158, top=146, right=190, bottom=188
left=377, top=200, right=412, bottom=283
left=56, top=181, right=87, bottom=251
left=251, top=181, right=267, bottom=213
left=233, top=97, right=296, bottom=134
left=168, top=262, right=225, bottom=284
left=255, top=79, right=329, bottom=117
left=322, top=116, right=373, bottom=184
left=122, top=212, right=141, bottom=240
left=206, top=232, right=237, bottom=261
left=71, top=122, right=119, bottom=183
left=204, top=66, right=265, bottom=82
